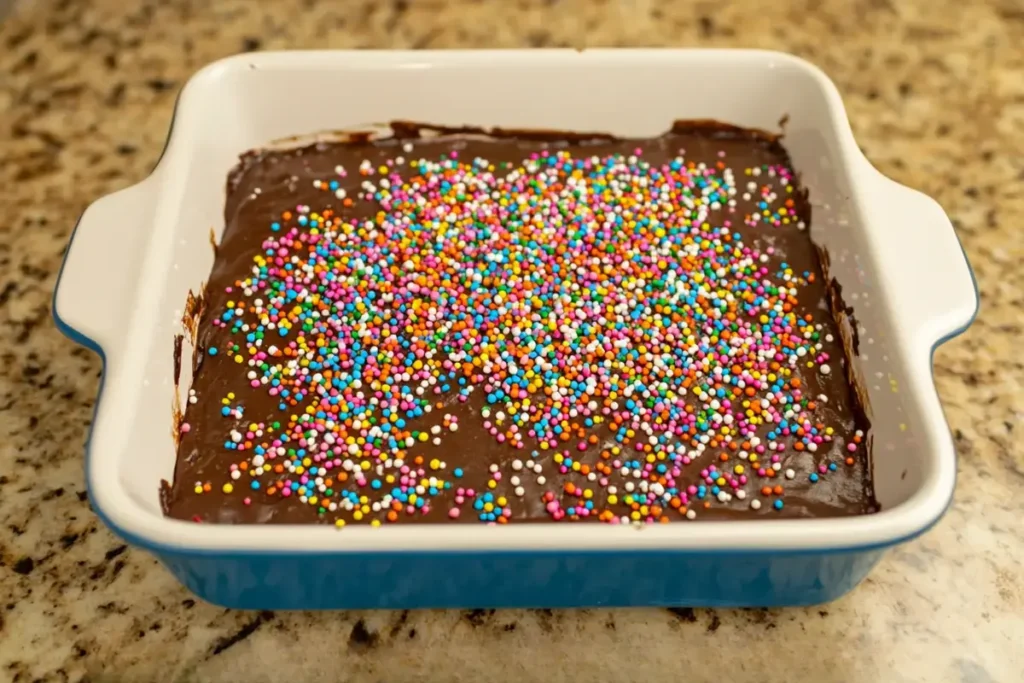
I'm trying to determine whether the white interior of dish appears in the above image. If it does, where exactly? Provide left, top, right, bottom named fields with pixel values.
left=65, top=50, right=974, bottom=551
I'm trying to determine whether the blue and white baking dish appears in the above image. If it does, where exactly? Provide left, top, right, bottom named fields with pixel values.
left=53, top=50, right=977, bottom=609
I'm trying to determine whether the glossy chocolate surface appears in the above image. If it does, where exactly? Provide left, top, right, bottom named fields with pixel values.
left=164, top=124, right=875, bottom=524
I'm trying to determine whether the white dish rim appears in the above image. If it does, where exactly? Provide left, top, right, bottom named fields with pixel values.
left=53, top=48, right=978, bottom=554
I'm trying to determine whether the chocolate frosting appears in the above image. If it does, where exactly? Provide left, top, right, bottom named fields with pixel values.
left=164, top=123, right=875, bottom=525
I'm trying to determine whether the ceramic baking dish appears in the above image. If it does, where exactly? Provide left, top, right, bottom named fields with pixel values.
left=53, top=49, right=977, bottom=609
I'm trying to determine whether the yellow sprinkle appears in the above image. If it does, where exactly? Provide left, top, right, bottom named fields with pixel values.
left=335, top=519, right=346, bottom=528
left=222, top=483, right=233, bottom=494
left=194, top=485, right=203, bottom=494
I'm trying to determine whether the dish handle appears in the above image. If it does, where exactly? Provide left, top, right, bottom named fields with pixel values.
left=54, top=181, right=154, bottom=355
left=864, top=169, right=979, bottom=355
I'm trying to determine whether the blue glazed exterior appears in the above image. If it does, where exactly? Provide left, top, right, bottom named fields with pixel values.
left=154, top=547, right=885, bottom=610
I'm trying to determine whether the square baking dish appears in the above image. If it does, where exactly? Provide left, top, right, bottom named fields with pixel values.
left=53, top=49, right=977, bottom=609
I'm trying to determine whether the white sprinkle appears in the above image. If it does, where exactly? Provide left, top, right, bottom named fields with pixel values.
left=751, top=499, right=762, bottom=510
left=821, top=364, right=832, bottom=375
left=785, top=469, right=795, bottom=480
left=685, top=509, right=697, bottom=520
left=511, top=459, right=523, bottom=471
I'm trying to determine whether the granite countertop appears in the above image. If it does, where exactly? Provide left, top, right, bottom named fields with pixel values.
left=1, top=0, right=1022, bottom=681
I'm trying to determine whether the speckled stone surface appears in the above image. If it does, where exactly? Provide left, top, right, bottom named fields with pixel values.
left=0, top=0, right=1022, bottom=681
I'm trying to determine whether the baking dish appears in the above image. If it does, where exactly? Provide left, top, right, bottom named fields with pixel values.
left=53, top=49, right=977, bottom=609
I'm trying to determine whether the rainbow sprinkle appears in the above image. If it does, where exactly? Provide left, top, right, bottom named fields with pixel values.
left=185, top=141, right=865, bottom=524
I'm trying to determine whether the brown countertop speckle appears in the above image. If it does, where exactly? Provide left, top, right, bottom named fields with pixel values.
left=0, top=0, right=1021, bottom=681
